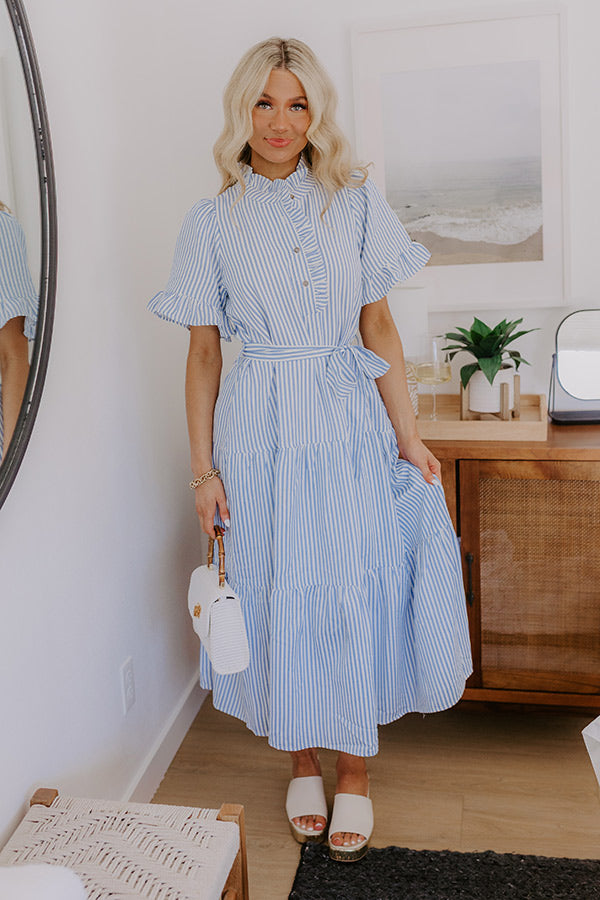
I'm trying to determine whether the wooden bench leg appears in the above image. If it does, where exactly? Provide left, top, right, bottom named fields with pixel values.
left=30, top=788, right=59, bottom=808
left=217, top=803, right=249, bottom=900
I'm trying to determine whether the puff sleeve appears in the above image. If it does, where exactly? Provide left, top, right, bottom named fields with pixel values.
left=148, top=199, right=233, bottom=341
left=0, top=212, right=38, bottom=340
left=351, top=177, right=431, bottom=306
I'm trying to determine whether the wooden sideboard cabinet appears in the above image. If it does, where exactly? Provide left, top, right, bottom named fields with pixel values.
left=427, top=424, right=600, bottom=709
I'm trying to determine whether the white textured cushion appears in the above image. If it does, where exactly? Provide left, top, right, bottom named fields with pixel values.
left=0, top=797, right=239, bottom=900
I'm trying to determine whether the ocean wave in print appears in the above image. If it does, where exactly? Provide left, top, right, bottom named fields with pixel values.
left=401, top=202, right=542, bottom=246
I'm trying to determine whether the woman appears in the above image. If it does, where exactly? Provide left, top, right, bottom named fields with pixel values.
left=0, top=202, right=38, bottom=462
left=150, top=37, right=472, bottom=862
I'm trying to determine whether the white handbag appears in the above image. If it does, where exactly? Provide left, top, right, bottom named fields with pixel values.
left=188, top=526, right=249, bottom=675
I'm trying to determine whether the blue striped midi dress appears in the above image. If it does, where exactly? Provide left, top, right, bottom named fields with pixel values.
left=149, top=159, right=472, bottom=756
left=0, top=210, right=39, bottom=453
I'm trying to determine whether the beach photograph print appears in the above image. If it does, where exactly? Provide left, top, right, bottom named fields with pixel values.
left=382, top=60, right=543, bottom=267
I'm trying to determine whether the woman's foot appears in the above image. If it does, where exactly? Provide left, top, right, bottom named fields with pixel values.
left=288, top=748, right=327, bottom=836
left=329, top=753, right=369, bottom=848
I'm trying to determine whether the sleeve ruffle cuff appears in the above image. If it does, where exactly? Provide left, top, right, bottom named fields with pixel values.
left=361, top=240, right=431, bottom=306
left=0, top=296, right=38, bottom=340
left=147, top=290, right=233, bottom=341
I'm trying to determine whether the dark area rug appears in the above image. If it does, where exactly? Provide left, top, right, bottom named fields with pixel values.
left=288, top=842, right=600, bottom=899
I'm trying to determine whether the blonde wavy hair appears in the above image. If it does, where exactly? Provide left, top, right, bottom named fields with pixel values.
left=0, top=200, right=10, bottom=213
left=214, top=37, right=368, bottom=201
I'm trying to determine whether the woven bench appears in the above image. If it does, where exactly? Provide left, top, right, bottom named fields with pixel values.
left=0, top=789, right=248, bottom=899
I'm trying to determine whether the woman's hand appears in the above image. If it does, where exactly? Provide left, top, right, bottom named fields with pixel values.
left=194, top=476, right=230, bottom=537
left=397, top=433, right=442, bottom=486
left=359, top=300, right=441, bottom=488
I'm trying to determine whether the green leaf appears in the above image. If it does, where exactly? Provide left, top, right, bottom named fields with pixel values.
left=471, top=317, right=492, bottom=338
left=478, top=355, right=503, bottom=385
left=502, top=328, right=539, bottom=349
left=455, top=327, right=473, bottom=339
left=479, top=334, right=502, bottom=356
left=505, top=353, right=524, bottom=370
left=460, top=362, right=479, bottom=388
left=443, top=333, right=470, bottom=344
left=443, top=345, right=465, bottom=354
left=502, top=318, right=524, bottom=340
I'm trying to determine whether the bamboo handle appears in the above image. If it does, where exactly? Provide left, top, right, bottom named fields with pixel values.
left=207, top=525, right=226, bottom=588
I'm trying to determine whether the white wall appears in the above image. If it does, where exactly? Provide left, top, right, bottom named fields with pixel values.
left=0, top=0, right=598, bottom=846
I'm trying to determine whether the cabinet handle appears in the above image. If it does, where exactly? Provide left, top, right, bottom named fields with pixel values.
left=465, top=552, right=475, bottom=607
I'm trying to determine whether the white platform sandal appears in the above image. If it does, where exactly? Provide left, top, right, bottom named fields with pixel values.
left=328, top=792, right=374, bottom=862
left=285, top=775, right=328, bottom=844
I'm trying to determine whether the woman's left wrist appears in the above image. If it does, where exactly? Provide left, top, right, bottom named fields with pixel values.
left=394, top=428, right=420, bottom=452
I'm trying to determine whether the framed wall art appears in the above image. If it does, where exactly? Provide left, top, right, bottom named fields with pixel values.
left=352, top=6, right=569, bottom=311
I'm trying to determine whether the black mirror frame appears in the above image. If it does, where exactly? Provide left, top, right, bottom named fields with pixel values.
left=0, top=0, right=56, bottom=509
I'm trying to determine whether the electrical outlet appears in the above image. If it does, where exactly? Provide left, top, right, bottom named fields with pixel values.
left=120, top=657, right=135, bottom=715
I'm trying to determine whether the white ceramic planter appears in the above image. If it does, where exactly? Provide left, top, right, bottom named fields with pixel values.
left=468, top=365, right=514, bottom=414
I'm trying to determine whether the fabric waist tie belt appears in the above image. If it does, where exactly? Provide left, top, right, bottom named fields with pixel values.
left=241, top=342, right=390, bottom=398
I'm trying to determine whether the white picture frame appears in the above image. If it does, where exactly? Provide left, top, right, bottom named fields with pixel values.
left=352, top=4, right=569, bottom=311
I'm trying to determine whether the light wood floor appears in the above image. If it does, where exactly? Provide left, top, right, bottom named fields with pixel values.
left=153, top=700, right=600, bottom=899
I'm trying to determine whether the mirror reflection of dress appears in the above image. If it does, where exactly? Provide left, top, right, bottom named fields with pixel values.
left=0, top=203, right=39, bottom=461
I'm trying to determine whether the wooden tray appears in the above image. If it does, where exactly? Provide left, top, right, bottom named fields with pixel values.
left=417, top=393, right=548, bottom=441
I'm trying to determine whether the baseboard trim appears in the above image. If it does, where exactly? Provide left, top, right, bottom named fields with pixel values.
left=124, top=673, right=208, bottom=803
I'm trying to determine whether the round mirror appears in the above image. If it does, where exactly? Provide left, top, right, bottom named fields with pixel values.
left=555, top=310, right=600, bottom=401
left=0, top=0, right=56, bottom=508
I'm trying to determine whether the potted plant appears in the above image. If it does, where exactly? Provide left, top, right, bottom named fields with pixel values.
left=443, top=317, right=538, bottom=414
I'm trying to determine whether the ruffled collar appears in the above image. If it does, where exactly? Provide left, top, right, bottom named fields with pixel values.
left=239, top=156, right=309, bottom=197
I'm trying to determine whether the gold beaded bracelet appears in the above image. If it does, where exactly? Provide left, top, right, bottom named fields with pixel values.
left=189, top=467, right=220, bottom=490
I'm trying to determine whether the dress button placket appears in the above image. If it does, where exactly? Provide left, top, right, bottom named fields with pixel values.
left=283, top=184, right=326, bottom=310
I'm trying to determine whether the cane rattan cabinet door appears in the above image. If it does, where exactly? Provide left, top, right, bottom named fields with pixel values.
left=459, top=459, right=600, bottom=704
